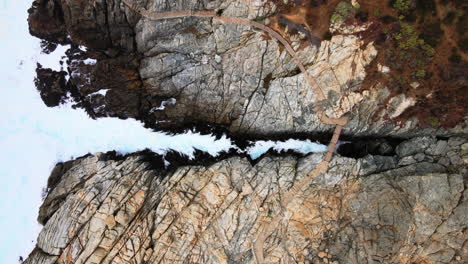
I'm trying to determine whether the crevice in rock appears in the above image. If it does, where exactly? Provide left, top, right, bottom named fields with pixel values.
left=337, top=136, right=404, bottom=158
left=238, top=41, right=269, bottom=131
left=76, top=132, right=410, bottom=175
left=29, top=246, right=60, bottom=257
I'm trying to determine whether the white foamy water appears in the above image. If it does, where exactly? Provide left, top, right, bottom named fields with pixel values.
left=0, top=1, right=327, bottom=263
left=247, top=139, right=328, bottom=160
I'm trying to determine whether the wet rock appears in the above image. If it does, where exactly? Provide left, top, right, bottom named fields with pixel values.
left=28, top=0, right=68, bottom=44
left=34, top=66, right=68, bottom=107
left=68, top=50, right=143, bottom=119
left=396, top=137, right=436, bottom=157
left=39, top=40, right=58, bottom=54
left=338, top=138, right=400, bottom=158
left=358, top=155, right=397, bottom=176
left=30, top=0, right=135, bottom=50
left=378, top=141, right=394, bottom=155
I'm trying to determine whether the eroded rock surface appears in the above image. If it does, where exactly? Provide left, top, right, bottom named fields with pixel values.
left=24, top=1, right=468, bottom=263
left=28, top=0, right=467, bottom=136
left=26, top=137, right=467, bottom=264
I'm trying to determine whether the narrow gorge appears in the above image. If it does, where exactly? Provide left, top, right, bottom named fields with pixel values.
left=23, top=0, right=467, bottom=263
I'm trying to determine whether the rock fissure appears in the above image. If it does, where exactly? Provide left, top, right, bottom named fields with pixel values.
left=24, top=0, right=468, bottom=263
left=239, top=41, right=270, bottom=131
left=26, top=134, right=467, bottom=263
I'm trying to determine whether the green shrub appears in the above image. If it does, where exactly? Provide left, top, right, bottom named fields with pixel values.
left=393, top=23, right=435, bottom=57
left=426, top=116, right=439, bottom=127
left=416, top=59, right=426, bottom=67
left=421, top=43, right=435, bottom=57
left=394, top=24, right=419, bottom=49
left=393, top=0, right=411, bottom=13
left=330, top=1, right=354, bottom=24
left=415, top=69, right=426, bottom=78
left=373, top=8, right=381, bottom=17
left=253, top=16, right=264, bottom=22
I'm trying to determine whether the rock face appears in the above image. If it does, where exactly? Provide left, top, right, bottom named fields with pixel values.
left=28, top=0, right=467, bottom=136
left=25, top=137, right=467, bottom=264
left=25, top=1, right=468, bottom=263
left=35, top=66, right=69, bottom=107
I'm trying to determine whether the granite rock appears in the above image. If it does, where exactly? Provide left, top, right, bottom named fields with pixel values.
left=25, top=137, right=467, bottom=264
left=28, top=0, right=468, bottom=137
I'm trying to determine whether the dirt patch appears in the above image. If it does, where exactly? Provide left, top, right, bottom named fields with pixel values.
left=263, top=72, right=273, bottom=90
left=264, top=0, right=466, bottom=128
left=264, top=1, right=465, bottom=128
left=266, top=0, right=343, bottom=47
left=353, top=0, right=467, bottom=128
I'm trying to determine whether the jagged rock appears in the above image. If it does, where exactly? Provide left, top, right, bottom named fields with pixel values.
left=27, top=0, right=468, bottom=137
left=29, top=0, right=135, bottom=50
left=25, top=136, right=467, bottom=264
left=28, top=0, right=68, bottom=44
left=387, top=94, right=416, bottom=119
left=448, top=137, right=466, bottom=147
left=22, top=1, right=468, bottom=264
left=358, top=154, right=397, bottom=176
left=34, top=66, right=68, bottom=107
left=396, top=136, right=437, bottom=157
left=378, top=63, right=390, bottom=73
left=428, top=140, right=449, bottom=156
left=410, top=81, right=420, bottom=89
left=68, top=51, right=144, bottom=119
left=398, top=155, right=417, bottom=166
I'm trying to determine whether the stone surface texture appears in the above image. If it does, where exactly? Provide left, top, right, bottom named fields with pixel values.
left=25, top=0, right=468, bottom=263
left=28, top=0, right=467, bottom=136
left=25, top=137, right=467, bottom=264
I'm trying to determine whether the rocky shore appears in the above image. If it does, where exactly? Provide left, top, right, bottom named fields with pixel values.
left=25, top=0, right=467, bottom=263
left=26, top=136, right=467, bottom=263
left=28, top=0, right=467, bottom=137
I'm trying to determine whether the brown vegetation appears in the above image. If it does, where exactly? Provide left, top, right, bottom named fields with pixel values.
left=267, top=0, right=343, bottom=47
left=266, top=0, right=466, bottom=128
left=352, top=0, right=467, bottom=128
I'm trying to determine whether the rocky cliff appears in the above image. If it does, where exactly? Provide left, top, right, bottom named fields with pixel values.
left=26, top=137, right=467, bottom=263
left=25, top=0, right=467, bottom=263
left=27, top=0, right=467, bottom=136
